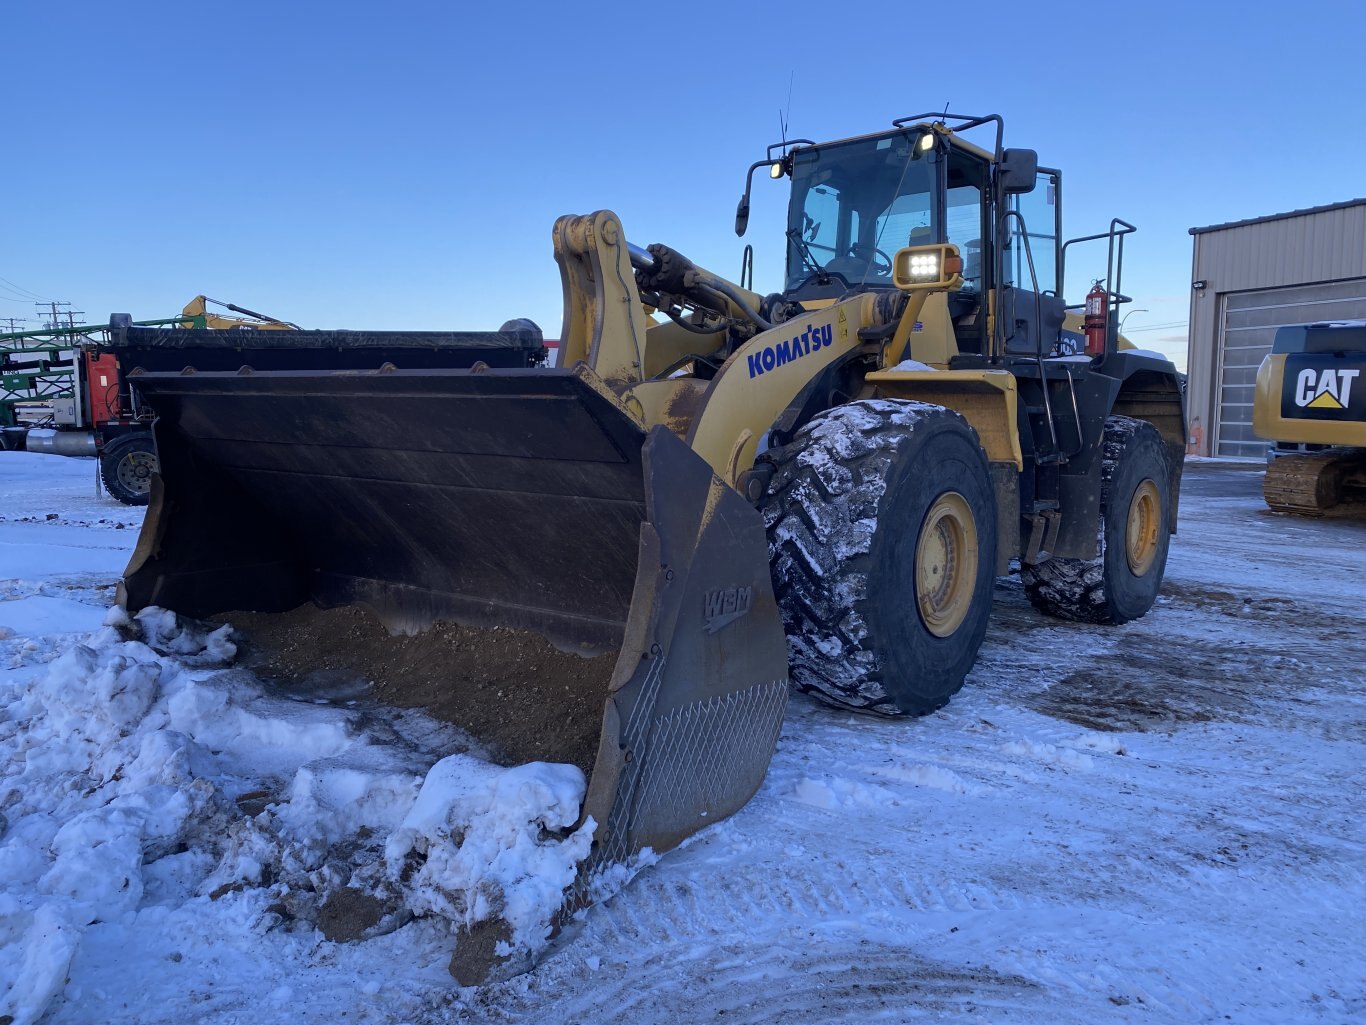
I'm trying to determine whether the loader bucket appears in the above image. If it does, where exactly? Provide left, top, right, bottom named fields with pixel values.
left=118, top=361, right=789, bottom=872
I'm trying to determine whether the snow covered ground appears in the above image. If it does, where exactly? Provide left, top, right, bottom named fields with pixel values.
left=2, top=451, right=1363, bottom=1024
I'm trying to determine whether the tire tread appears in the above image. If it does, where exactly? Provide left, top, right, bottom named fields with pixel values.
left=764, top=399, right=991, bottom=716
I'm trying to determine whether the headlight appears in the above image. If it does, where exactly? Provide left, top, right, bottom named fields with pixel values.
left=906, top=254, right=940, bottom=280
left=892, top=244, right=964, bottom=292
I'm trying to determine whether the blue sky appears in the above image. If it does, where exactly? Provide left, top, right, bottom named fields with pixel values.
left=5, top=0, right=1365, bottom=371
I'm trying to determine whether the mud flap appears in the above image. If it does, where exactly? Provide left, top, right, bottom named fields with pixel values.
left=120, top=363, right=788, bottom=867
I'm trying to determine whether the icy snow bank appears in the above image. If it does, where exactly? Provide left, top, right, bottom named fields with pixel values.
left=1, top=618, right=211, bottom=1025
left=0, top=607, right=597, bottom=1024
left=387, top=754, right=594, bottom=955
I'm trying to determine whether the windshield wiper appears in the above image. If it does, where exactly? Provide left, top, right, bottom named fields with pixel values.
left=786, top=228, right=831, bottom=286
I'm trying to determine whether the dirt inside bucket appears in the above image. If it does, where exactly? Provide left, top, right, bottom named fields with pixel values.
left=218, top=604, right=615, bottom=776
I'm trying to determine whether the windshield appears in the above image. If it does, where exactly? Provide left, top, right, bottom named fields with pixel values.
left=785, top=131, right=937, bottom=292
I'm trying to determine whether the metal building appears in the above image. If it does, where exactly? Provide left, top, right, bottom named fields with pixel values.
left=1186, top=199, right=1366, bottom=458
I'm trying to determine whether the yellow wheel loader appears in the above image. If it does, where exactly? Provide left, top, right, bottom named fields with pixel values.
left=1252, top=320, right=1366, bottom=514
left=107, top=112, right=1185, bottom=918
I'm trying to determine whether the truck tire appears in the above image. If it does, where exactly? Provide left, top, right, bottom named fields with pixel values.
left=1022, top=415, right=1171, bottom=625
left=763, top=399, right=997, bottom=716
left=100, top=433, right=158, bottom=506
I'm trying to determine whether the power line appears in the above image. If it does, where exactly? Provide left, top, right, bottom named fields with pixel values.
left=1124, top=321, right=1188, bottom=333
left=0, top=275, right=55, bottom=301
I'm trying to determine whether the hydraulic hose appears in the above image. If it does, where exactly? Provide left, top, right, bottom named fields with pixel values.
left=631, top=243, right=771, bottom=332
left=692, top=274, right=772, bottom=331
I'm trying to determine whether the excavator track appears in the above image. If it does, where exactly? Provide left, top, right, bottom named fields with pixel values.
left=1263, top=450, right=1366, bottom=516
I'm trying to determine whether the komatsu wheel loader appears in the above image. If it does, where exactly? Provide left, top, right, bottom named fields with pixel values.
left=108, top=112, right=1185, bottom=931
left=1253, top=319, right=1366, bottom=515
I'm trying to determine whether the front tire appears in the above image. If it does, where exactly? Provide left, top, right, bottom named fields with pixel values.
left=1022, top=415, right=1172, bottom=624
left=100, top=433, right=158, bottom=506
left=763, top=399, right=997, bottom=716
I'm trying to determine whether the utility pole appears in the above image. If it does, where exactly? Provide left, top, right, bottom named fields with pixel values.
left=35, top=300, right=72, bottom=331
left=1, top=317, right=25, bottom=334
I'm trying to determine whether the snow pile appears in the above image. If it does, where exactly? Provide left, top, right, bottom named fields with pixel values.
left=1001, top=737, right=1095, bottom=771
left=134, top=605, right=238, bottom=663
left=386, top=755, right=594, bottom=955
left=791, top=775, right=902, bottom=810
left=1, top=613, right=215, bottom=1025
left=0, top=607, right=596, bottom=1025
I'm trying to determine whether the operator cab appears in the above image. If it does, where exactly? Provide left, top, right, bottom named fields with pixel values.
left=754, top=123, right=1064, bottom=361
left=782, top=131, right=986, bottom=294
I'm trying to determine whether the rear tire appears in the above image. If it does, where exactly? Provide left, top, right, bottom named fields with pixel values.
left=100, top=433, right=158, bottom=506
left=763, top=399, right=997, bottom=716
left=1022, top=415, right=1171, bottom=624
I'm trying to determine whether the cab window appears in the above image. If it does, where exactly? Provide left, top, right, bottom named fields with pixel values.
left=1004, top=172, right=1060, bottom=295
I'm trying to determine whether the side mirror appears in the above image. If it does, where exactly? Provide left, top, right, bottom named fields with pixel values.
left=999, top=148, right=1039, bottom=195
left=735, top=195, right=750, bottom=237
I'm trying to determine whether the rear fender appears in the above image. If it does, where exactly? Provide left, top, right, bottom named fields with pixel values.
left=1110, top=359, right=1187, bottom=531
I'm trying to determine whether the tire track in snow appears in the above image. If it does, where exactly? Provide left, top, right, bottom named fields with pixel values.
left=981, top=574, right=1366, bottom=747
left=466, top=932, right=1054, bottom=1025
left=462, top=881, right=1233, bottom=1025
left=763, top=711, right=1363, bottom=917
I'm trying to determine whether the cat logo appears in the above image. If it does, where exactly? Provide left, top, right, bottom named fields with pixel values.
left=1294, top=367, right=1360, bottom=410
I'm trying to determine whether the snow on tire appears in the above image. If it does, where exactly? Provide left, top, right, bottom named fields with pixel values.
left=762, top=399, right=997, bottom=717
left=1022, top=415, right=1172, bottom=625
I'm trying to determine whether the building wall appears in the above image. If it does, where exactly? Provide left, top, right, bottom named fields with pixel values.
left=1186, top=201, right=1366, bottom=456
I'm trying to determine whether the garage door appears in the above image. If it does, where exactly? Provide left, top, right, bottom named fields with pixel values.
left=1217, top=278, right=1366, bottom=457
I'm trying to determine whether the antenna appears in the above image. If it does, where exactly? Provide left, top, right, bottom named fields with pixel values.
left=779, top=71, right=795, bottom=155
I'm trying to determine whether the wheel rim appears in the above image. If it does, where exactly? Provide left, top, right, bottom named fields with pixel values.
left=1125, top=479, right=1161, bottom=576
left=117, top=451, right=157, bottom=496
left=915, top=491, right=979, bottom=638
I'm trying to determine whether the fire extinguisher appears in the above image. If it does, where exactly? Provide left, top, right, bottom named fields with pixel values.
left=1084, top=281, right=1108, bottom=356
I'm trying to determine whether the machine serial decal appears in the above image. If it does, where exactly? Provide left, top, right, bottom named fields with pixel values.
left=746, top=323, right=833, bottom=378
left=703, top=586, right=753, bottom=633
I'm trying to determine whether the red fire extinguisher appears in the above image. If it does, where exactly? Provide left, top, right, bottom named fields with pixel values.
left=1084, top=281, right=1108, bottom=356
